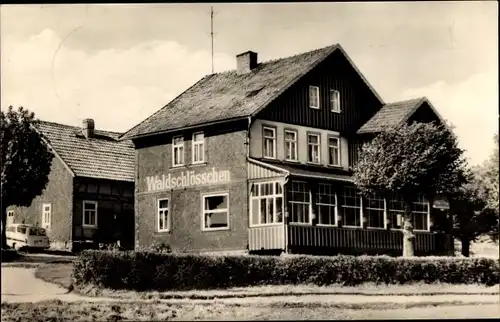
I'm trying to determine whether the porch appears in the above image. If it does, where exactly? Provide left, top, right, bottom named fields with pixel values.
left=248, top=224, right=446, bottom=255
left=247, top=158, right=449, bottom=256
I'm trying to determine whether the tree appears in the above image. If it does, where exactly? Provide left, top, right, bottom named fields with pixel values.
left=446, top=166, right=499, bottom=256
left=1, top=106, right=53, bottom=249
left=478, top=134, right=499, bottom=242
left=353, top=122, right=467, bottom=257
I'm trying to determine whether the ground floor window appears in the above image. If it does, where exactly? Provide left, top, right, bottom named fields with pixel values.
left=288, top=181, right=311, bottom=223
left=364, top=194, right=385, bottom=228
left=388, top=193, right=404, bottom=229
left=413, top=195, right=430, bottom=231
left=202, top=193, right=229, bottom=230
left=339, top=186, right=362, bottom=227
left=42, top=203, right=51, bottom=229
left=157, top=198, right=170, bottom=232
left=388, top=193, right=430, bottom=231
left=83, top=201, right=98, bottom=227
left=316, top=183, right=337, bottom=225
left=251, top=181, right=283, bottom=226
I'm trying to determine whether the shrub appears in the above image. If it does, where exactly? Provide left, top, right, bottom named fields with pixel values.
left=73, top=251, right=500, bottom=291
left=0, top=248, right=20, bottom=262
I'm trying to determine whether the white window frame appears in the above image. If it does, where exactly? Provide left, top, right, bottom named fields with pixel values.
left=328, top=136, right=341, bottom=166
left=387, top=194, right=430, bottom=232
left=412, top=195, right=431, bottom=232
left=388, top=194, right=404, bottom=230
left=192, top=132, right=205, bottom=164
left=288, top=181, right=313, bottom=225
left=339, top=187, right=363, bottom=228
left=284, top=129, right=298, bottom=161
left=364, top=194, right=386, bottom=229
left=316, top=183, right=338, bottom=227
left=309, top=86, right=320, bottom=109
left=263, top=126, right=276, bottom=159
left=172, top=135, right=184, bottom=167
left=6, top=210, right=14, bottom=225
left=250, top=181, right=284, bottom=227
left=157, top=198, right=170, bottom=232
left=330, top=89, right=341, bottom=113
left=42, top=203, right=52, bottom=229
left=82, top=200, right=98, bottom=228
left=307, top=133, right=321, bottom=164
left=202, top=192, right=230, bottom=231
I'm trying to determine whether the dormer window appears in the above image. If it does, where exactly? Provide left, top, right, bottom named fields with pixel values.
left=330, top=90, right=341, bottom=113
left=309, top=86, right=320, bottom=109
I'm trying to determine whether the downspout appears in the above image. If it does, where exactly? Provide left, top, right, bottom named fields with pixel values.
left=246, top=116, right=251, bottom=253
left=283, top=173, right=290, bottom=254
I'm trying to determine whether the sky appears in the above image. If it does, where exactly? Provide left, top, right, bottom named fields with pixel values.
left=1, top=2, right=498, bottom=166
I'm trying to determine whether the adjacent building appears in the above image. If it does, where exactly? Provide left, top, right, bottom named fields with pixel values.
left=121, top=44, right=450, bottom=256
left=7, top=119, right=135, bottom=251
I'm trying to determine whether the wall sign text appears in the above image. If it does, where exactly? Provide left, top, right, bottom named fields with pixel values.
left=146, top=168, right=231, bottom=192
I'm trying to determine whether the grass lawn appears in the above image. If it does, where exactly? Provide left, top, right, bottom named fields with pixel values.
left=2, top=300, right=499, bottom=321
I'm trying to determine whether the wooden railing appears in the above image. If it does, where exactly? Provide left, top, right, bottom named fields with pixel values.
left=288, top=224, right=442, bottom=253
left=248, top=224, right=285, bottom=251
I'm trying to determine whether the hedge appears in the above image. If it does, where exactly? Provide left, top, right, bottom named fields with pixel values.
left=73, top=250, right=500, bottom=291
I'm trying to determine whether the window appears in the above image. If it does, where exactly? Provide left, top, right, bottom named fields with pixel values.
left=307, top=133, right=321, bottom=163
left=288, top=181, right=311, bottom=224
left=83, top=201, right=98, bottom=227
left=339, top=187, right=362, bottom=227
left=250, top=181, right=284, bottom=226
left=263, top=127, right=276, bottom=159
left=157, top=199, right=170, bottom=232
left=192, top=132, right=205, bottom=164
left=284, top=130, right=298, bottom=161
left=328, top=136, right=340, bottom=166
left=388, top=194, right=429, bottom=231
left=42, top=203, right=51, bottom=229
left=6, top=210, right=14, bottom=225
left=17, top=226, right=27, bottom=234
left=388, top=193, right=404, bottom=229
left=172, top=135, right=184, bottom=166
left=29, top=227, right=47, bottom=236
left=309, top=86, right=320, bottom=109
left=413, top=195, right=430, bottom=231
left=317, top=183, right=337, bottom=226
left=202, top=193, right=229, bottom=230
left=330, top=89, right=340, bottom=112
left=365, top=194, right=385, bottom=228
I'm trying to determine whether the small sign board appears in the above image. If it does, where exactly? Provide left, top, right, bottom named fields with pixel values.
left=433, top=196, right=450, bottom=210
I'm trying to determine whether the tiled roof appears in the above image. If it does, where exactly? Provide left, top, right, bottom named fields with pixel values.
left=357, top=97, right=426, bottom=134
left=121, top=44, right=384, bottom=140
left=35, top=121, right=135, bottom=182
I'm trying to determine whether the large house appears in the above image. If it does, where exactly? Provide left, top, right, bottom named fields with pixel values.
left=121, top=44, right=450, bottom=256
left=7, top=119, right=136, bottom=251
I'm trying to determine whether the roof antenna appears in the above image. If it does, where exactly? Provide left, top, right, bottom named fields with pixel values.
left=211, top=5, right=214, bottom=74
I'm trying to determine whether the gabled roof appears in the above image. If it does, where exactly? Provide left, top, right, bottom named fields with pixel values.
left=34, top=121, right=135, bottom=182
left=357, top=97, right=447, bottom=134
left=121, top=44, right=384, bottom=140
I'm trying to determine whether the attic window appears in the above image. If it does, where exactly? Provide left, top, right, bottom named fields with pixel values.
left=309, top=86, right=320, bottom=109
left=246, top=86, right=265, bottom=97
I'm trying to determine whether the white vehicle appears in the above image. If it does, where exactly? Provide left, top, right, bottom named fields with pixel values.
left=5, top=224, right=50, bottom=251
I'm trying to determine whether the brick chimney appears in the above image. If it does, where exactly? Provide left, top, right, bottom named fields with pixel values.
left=236, top=51, right=258, bottom=75
left=82, top=118, right=95, bottom=138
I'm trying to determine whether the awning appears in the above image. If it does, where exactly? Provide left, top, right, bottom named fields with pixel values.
left=247, top=158, right=353, bottom=183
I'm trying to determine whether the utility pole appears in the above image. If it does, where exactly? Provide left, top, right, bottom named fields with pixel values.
left=211, top=6, right=214, bottom=74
